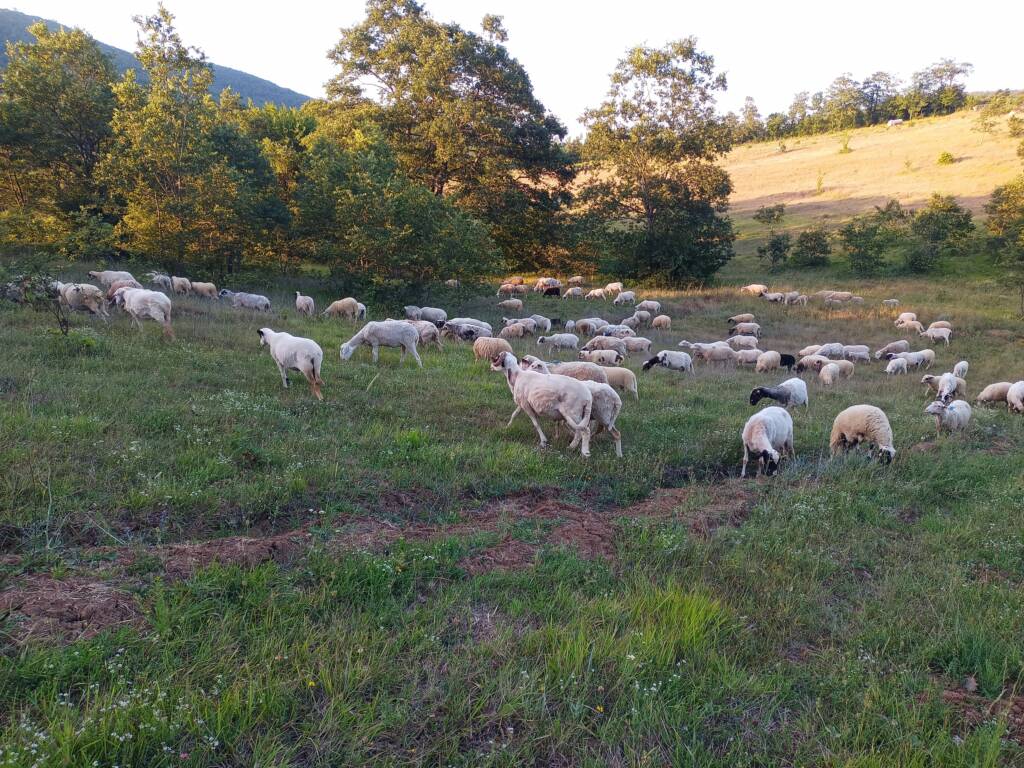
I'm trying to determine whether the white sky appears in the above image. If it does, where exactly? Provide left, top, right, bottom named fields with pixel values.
left=9, top=0, right=1023, bottom=135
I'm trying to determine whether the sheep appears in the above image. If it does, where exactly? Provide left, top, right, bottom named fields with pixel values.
left=499, top=323, right=525, bottom=340
left=88, top=270, right=135, bottom=287
left=1008, top=381, right=1024, bottom=413
left=529, top=315, right=553, bottom=334
left=404, top=305, right=424, bottom=320
left=736, top=348, right=763, bottom=366
left=171, top=277, right=192, bottom=295
left=542, top=286, right=561, bottom=297
left=894, top=312, right=917, bottom=326
left=580, top=381, right=623, bottom=457
left=563, top=320, right=576, bottom=332
left=585, top=289, right=606, bottom=300
left=842, top=345, right=870, bottom=363
left=567, top=275, right=584, bottom=286
left=882, top=299, right=900, bottom=307
left=825, top=298, right=843, bottom=309
left=191, top=281, right=217, bottom=298
left=795, top=354, right=830, bottom=374
left=976, top=382, right=1013, bottom=406
left=818, top=363, right=841, bottom=386
left=473, top=337, right=513, bottom=361
left=755, top=351, right=781, bottom=373
left=219, top=290, right=271, bottom=312
left=405, top=320, right=443, bottom=350
left=792, top=295, right=809, bottom=306
left=532, top=277, right=561, bottom=292
left=574, top=318, right=609, bottom=335
left=416, top=307, right=448, bottom=325
left=628, top=309, right=652, bottom=327
left=693, top=345, right=737, bottom=368
left=111, top=287, right=173, bottom=338
left=583, top=336, right=627, bottom=355
left=829, top=291, right=853, bottom=302
left=874, top=340, right=910, bottom=359
left=885, top=358, right=908, bottom=375
left=740, top=284, right=768, bottom=296
left=726, top=335, right=759, bottom=351
left=642, top=350, right=693, bottom=374
left=749, top=378, right=808, bottom=410
left=621, top=337, right=652, bottom=355
left=952, top=360, right=968, bottom=378
left=817, top=343, right=845, bottom=359
left=833, top=360, right=855, bottom=378
left=778, top=354, right=796, bottom=370
left=498, top=298, right=524, bottom=312
left=605, top=282, right=624, bottom=294
left=55, top=282, right=108, bottom=317
left=636, top=300, right=661, bottom=314
left=925, top=399, right=972, bottom=434
left=891, top=349, right=935, bottom=369
left=257, top=328, right=324, bottom=400
left=562, top=287, right=584, bottom=299
left=537, top=333, right=579, bottom=351
left=651, top=314, right=671, bottom=330
left=490, top=351, right=592, bottom=456
left=936, top=372, right=963, bottom=403
left=612, top=291, right=636, bottom=306
left=579, top=349, right=624, bottom=366
left=295, top=292, right=315, bottom=316
left=340, top=320, right=422, bottom=367
left=830, top=405, right=895, bottom=464
left=898, top=320, right=925, bottom=335
left=449, top=317, right=493, bottom=335
left=740, top=406, right=794, bottom=477
left=728, top=313, right=756, bottom=326
left=920, top=327, right=952, bottom=345
left=798, top=344, right=823, bottom=357
left=763, top=292, right=785, bottom=303
left=105, top=278, right=144, bottom=302
left=729, top=322, right=761, bottom=337
left=503, top=317, right=538, bottom=335
left=147, top=272, right=172, bottom=291
left=602, top=366, right=639, bottom=399
left=600, top=324, right=636, bottom=338
left=782, top=291, right=801, bottom=305
left=497, top=283, right=529, bottom=297
left=928, top=320, right=953, bottom=330
left=521, top=356, right=609, bottom=383
left=850, top=296, right=864, bottom=304
left=443, top=322, right=489, bottom=342
left=811, top=290, right=836, bottom=301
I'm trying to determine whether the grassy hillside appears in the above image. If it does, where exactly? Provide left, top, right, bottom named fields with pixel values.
left=725, top=111, right=1022, bottom=256
left=0, top=8, right=309, bottom=108
left=2, top=266, right=1024, bottom=764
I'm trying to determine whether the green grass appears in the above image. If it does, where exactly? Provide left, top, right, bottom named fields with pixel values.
left=2, top=265, right=1024, bottom=765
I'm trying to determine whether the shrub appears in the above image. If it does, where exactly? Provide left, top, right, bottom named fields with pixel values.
left=752, top=204, right=786, bottom=227
left=790, top=228, right=832, bottom=267
left=838, top=133, right=852, bottom=154
left=839, top=218, right=886, bottom=275
left=756, top=232, right=791, bottom=268
left=1010, top=117, right=1024, bottom=139
left=907, top=193, right=974, bottom=271
left=937, top=151, right=956, bottom=165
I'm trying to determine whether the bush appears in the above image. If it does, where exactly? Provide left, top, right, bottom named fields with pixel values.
left=937, top=151, right=956, bottom=166
left=44, top=327, right=107, bottom=358
left=1010, top=117, right=1024, bottom=139
left=907, top=193, right=974, bottom=271
left=790, top=228, right=832, bottom=267
left=756, top=232, right=791, bottom=268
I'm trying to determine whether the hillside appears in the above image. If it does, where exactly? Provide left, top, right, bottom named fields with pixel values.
left=725, top=111, right=1022, bottom=246
left=0, top=8, right=309, bottom=108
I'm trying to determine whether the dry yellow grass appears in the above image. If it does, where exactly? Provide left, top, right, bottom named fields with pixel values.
left=725, top=111, right=1022, bottom=232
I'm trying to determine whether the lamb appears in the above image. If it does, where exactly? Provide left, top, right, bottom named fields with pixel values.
left=473, top=337, right=514, bottom=361
left=578, top=349, right=624, bottom=365
left=829, top=405, right=895, bottom=464
left=295, top=292, right=315, bottom=316
left=490, top=351, right=592, bottom=456
left=111, top=287, right=173, bottom=338
left=874, top=340, right=910, bottom=359
left=976, top=381, right=1013, bottom=406
left=763, top=292, right=785, bottom=303
left=798, top=344, right=822, bottom=357
left=499, top=323, right=525, bottom=340
left=147, top=272, right=172, bottom=291
left=257, top=328, right=324, bottom=400
left=749, top=378, right=808, bottom=409
left=529, top=315, right=553, bottom=333
left=1008, top=381, right=1024, bottom=413
left=795, top=354, right=830, bottom=373
left=740, top=406, right=794, bottom=477
left=537, top=333, right=579, bottom=351
left=818, top=363, right=841, bottom=386
left=191, top=281, right=217, bottom=298
left=792, top=295, right=809, bottom=306
left=604, top=282, right=624, bottom=294
left=726, top=335, right=759, bottom=351
left=740, top=284, right=768, bottom=296
left=340, top=320, right=422, bottom=367
left=736, top=348, right=763, bottom=366
left=55, top=282, right=108, bottom=316
left=651, top=315, right=671, bottom=330
left=562, top=287, right=584, bottom=299
left=927, top=320, right=953, bottom=330
left=728, top=313, right=756, bottom=326
left=635, top=300, right=661, bottom=313
left=219, top=290, right=271, bottom=312
left=602, top=366, right=639, bottom=399
left=88, top=270, right=135, bottom=287
left=521, top=356, right=609, bottom=383
left=585, top=289, right=607, bottom=300
left=885, top=358, right=908, bottom=375
left=953, top=360, right=969, bottom=378
left=755, top=351, right=781, bottom=373
left=612, top=290, right=636, bottom=306
left=898, top=320, right=925, bottom=335
left=405, top=320, right=443, bottom=350
left=842, top=345, right=870, bottom=363
left=925, top=399, right=972, bottom=433
left=498, top=298, right=524, bottom=312
left=921, top=374, right=966, bottom=401
left=642, top=350, right=693, bottom=373
left=919, top=327, right=952, bottom=345
left=583, top=336, right=627, bottom=355
left=171, top=276, right=192, bottom=295
left=895, top=312, right=917, bottom=326
left=730, top=322, right=761, bottom=337
left=621, top=337, right=652, bottom=355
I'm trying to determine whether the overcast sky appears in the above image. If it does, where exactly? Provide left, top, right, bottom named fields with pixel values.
left=10, top=0, right=1023, bottom=135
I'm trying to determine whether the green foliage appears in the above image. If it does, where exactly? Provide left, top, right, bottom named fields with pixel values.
left=756, top=232, right=791, bottom=268
left=937, top=151, right=956, bottom=165
left=1008, top=116, right=1024, bottom=139
left=838, top=132, right=852, bottom=154
left=984, top=174, right=1024, bottom=311
left=59, top=209, right=115, bottom=261
left=790, top=227, right=832, bottom=267
left=752, top=204, right=786, bottom=227
left=907, top=194, right=974, bottom=271
left=839, top=216, right=891, bottom=275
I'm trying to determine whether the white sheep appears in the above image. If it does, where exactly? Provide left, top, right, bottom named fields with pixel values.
left=499, top=323, right=525, bottom=340
left=448, top=317, right=493, bottom=335
left=1008, top=381, right=1024, bottom=413
left=621, top=337, right=652, bottom=355
left=497, top=298, right=524, bottom=312
left=579, top=349, right=623, bottom=365
left=976, top=381, right=1013, bottom=406
left=817, top=342, right=845, bottom=359
left=740, top=406, right=794, bottom=477
left=257, top=328, right=324, bottom=400
left=728, top=313, right=756, bottom=326
left=473, top=337, right=513, bottom=361
left=763, top=292, right=785, bottom=303
left=894, top=312, right=917, bottom=326
left=405, top=320, right=443, bottom=350
left=529, top=315, right=553, bottom=334
left=818, top=363, right=841, bottom=386
left=600, top=325, right=636, bottom=339
left=642, top=350, right=693, bottom=374
left=295, top=292, right=315, bottom=316
left=111, top=287, right=174, bottom=338
left=567, top=275, right=584, bottom=286
left=583, top=336, right=627, bottom=356
left=783, top=291, right=801, bottom=305
left=795, top=354, right=830, bottom=374
left=537, top=333, right=579, bottom=351
left=874, top=340, right=910, bottom=359
left=898, top=320, right=925, bottom=335
left=171, top=276, right=192, bottom=295
left=885, top=358, right=908, bottom=375
left=580, top=381, right=623, bottom=457
left=585, top=289, right=606, bottom=300
left=936, top=372, right=962, bottom=403
left=322, top=297, right=365, bottom=319
left=635, top=300, right=661, bottom=313
left=921, top=374, right=966, bottom=401
left=755, top=351, right=781, bottom=373
left=147, top=272, right=172, bottom=291
left=730, top=322, right=761, bottom=337
left=919, top=327, right=952, bottom=345
left=928, top=320, right=953, bottom=330
left=749, top=378, right=808, bottom=410
left=925, top=399, right=972, bottom=434
left=220, top=290, right=271, bottom=312
left=953, top=360, right=968, bottom=378
left=832, top=360, right=855, bottom=379
left=727, top=335, right=759, bottom=351
left=882, top=299, right=900, bottom=307
left=503, top=317, right=538, bottom=335
left=191, top=281, right=217, bottom=298
left=736, top=348, right=763, bottom=366
left=651, top=315, right=671, bottom=330
left=798, top=344, right=823, bottom=357
left=604, top=282, right=624, bottom=294
left=612, top=291, right=636, bottom=306
left=830, top=405, right=895, bottom=464
left=739, top=284, right=767, bottom=296
left=521, top=356, right=608, bottom=383
left=891, top=349, right=935, bottom=369
left=340, top=320, right=422, bottom=367
left=602, top=366, right=639, bottom=400
left=55, top=282, right=108, bottom=317
left=842, top=345, right=870, bottom=363
left=88, top=270, right=135, bottom=287
left=693, top=345, right=737, bottom=368
left=562, top=287, right=584, bottom=299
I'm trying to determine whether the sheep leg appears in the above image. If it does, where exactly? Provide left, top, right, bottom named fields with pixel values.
left=522, top=404, right=549, bottom=448
left=408, top=343, right=423, bottom=368
left=609, top=425, right=623, bottom=458
left=371, top=344, right=380, bottom=364
left=741, top=445, right=749, bottom=478
left=506, top=406, right=521, bottom=428
left=278, top=363, right=289, bottom=389
left=301, top=365, right=323, bottom=401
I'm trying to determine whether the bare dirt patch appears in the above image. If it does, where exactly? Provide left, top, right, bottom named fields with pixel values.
left=462, top=539, right=541, bottom=575
left=143, top=527, right=310, bottom=580
left=0, top=575, right=142, bottom=642
left=929, top=686, right=1024, bottom=746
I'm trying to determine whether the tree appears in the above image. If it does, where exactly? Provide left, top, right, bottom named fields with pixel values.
left=824, top=73, right=863, bottom=131
left=911, top=59, right=973, bottom=116
left=577, top=38, right=734, bottom=284
left=757, top=232, right=791, bottom=268
left=839, top=216, right=891, bottom=275
left=985, top=176, right=1024, bottom=312
left=736, top=96, right=764, bottom=143
left=753, top=204, right=785, bottom=227
left=860, top=71, right=902, bottom=122
left=790, top=228, right=831, bottom=267
left=907, top=193, right=974, bottom=271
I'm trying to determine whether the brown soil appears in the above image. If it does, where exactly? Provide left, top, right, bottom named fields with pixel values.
left=143, top=527, right=310, bottom=580
left=930, top=686, right=1024, bottom=746
left=0, top=575, right=142, bottom=642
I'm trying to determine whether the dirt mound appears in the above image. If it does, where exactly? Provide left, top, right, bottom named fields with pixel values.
left=148, top=528, right=310, bottom=580
left=462, top=539, right=540, bottom=575
left=931, top=687, right=1024, bottom=746
left=619, top=481, right=754, bottom=539
left=0, top=575, right=142, bottom=642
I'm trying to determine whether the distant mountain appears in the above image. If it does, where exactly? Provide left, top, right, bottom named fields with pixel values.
left=0, top=8, right=310, bottom=108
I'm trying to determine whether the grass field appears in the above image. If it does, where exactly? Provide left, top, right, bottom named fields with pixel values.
left=2, top=267, right=1024, bottom=765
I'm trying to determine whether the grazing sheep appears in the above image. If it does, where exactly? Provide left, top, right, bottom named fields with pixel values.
left=580, top=381, right=623, bottom=457
left=925, top=399, right=972, bottom=433
left=443, top=322, right=489, bottom=342
left=693, top=345, right=737, bottom=368
left=830, top=405, right=895, bottom=464
left=579, top=349, right=624, bottom=366
left=629, top=309, right=652, bottom=327
left=583, top=336, right=627, bottom=356
left=891, top=349, right=935, bottom=369
left=728, top=313, right=756, bottom=326
left=636, top=300, right=661, bottom=314
left=537, top=333, right=579, bottom=351
left=105, top=279, right=144, bottom=302
left=111, top=287, right=174, bottom=338
left=740, top=406, right=794, bottom=477
left=817, top=343, right=845, bottom=359
left=529, top=315, right=553, bottom=333
left=882, top=299, right=900, bottom=307
left=829, top=291, right=853, bottom=302
left=885, top=358, right=908, bottom=375
left=798, top=344, right=823, bottom=357
left=449, top=317, right=493, bottom=335
left=920, top=327, right=952, bottom=345
left=763, top=292, right=785, bottom=303
left=498, top=298, right=524, bottom=312
left=55, top=282, right=108, bottom=317
left=874, top=340, right=910, bottom=359
left=898, top=320, right=925, bottom=335
left=88, top=270, right=135, bottom=287
left=740, top=284, right=768, bottom=296
left=755, top=351, right=781, bottom=373
left=953, top=360, right=968, bottom=378
left=976, top=381, right=1013, bottom=406
left=811, top=290, right=836, bottom=301
left=219, top=290, right=271, bottom=312
left=445, top=279, right=460, bottom=288
left=1008, top=381, right=1024, bottom=413
left=842, top=345, right=870, bottom=363
left=783, top=291, right=801, bottom=305
left=792, top=295, right=809, bottom=306
left=818, top=363, right=841, bottom=385
left=147, top=272, right=173, bottom=291
left=532, top=277, right=562, bottom=292
left=832, top=360, right=855, bottom=378
left=612, top=291, right=636, bottom=306
left=503, top=317, right=537, bottom=335
left=171, top=276, right=192, bottom=295
left=749, top=378, right=808, bottom=409
left=574, top=318, right=609, bottom=335
left=191, top=281, right=217, bottom=298
left=563, top=320, right=576, bottom=332
left=602, top=366, right=639, bottom=399
left=417, top=307, right=449, bottom=325
left=643, top=350, right=693, bottom=373
left=499, top=323, right=525, bottom=340
left=257, top=328, right=324, bottom=400
left=405, top=320, right=443, bottom=350
left=622, top=337, right=652, bottom=355
left=605, top=282, right=624, bottom=294
left=473, top=337, right=513, bottom=361
left=521, top=356, right=609, bottom=383
left=651, top=314, right=671, bottom=330
left=928, top=320, right=953, bottom=330
left=795, top=354, right=830, bottom=373
left=404, top=305, right=423, bottom=320
left=295, top=292, right=315, bottom=316
left=600, top=324, right=636, bottom=338
left=542, top=286, right=561, bottom=297
left=729, top=322, right=761, bottom=337
left=727, top=335, right=759, bottom=351
left=340, top=320, right=422, bottom=367
left=850, top=296, right=864, bottom=304
left=921, top=374, right=966, bottom=401
left=568, top=275, right=584, bottom=286
left=585, top=289, right=607, bottom=300
left=736, top=348, right=763, bottom=366
left=490, top=351, right=592, bottom=456
left=563, top=287, right=584, bottom=299
left=895, top=312, right=918, bottom=325
left=497, top=283, right=529, bottom=296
